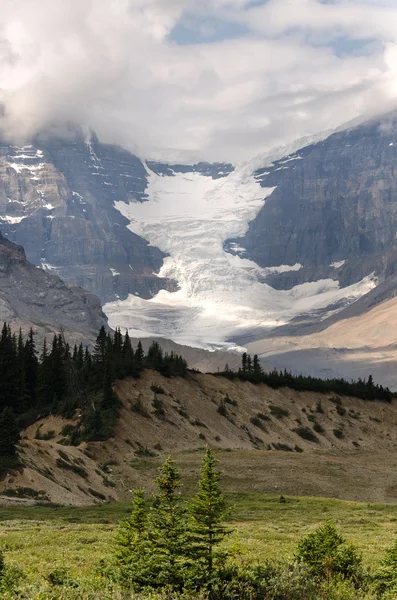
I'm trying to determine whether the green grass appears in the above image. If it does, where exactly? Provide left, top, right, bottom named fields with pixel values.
left=1, top=493, right=397, bottom=597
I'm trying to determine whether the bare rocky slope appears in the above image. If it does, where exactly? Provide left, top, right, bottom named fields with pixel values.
left=0, top=231, right=107, bottom=344
left=0, top=132, right=231, bottom=303
left=2, top=370, right=397, bottom=506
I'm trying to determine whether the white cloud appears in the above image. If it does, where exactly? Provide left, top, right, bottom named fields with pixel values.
left=0, top=0, right=396, bottom=162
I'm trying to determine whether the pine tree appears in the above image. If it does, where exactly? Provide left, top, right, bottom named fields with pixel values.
left=0, top=407, right=20, bottom=458
left=241, top=352, right=247, bottom=373
left=188, top=448, right=231, bottom=582
left=150, top=456, right=187, bottom=589
left=115, top=488, right=154, bottom=588
left=135, top=341, right=144, bottom=369
left=253, top=354, right=262, bottom=375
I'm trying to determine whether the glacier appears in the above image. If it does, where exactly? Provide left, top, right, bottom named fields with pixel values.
left=103, top=160, right=376, bottom=351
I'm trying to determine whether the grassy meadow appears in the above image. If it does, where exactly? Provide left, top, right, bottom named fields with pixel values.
left=1, top=492, right=397, bottom=598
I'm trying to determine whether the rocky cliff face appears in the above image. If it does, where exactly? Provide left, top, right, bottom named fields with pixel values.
left=0, top=232, right=107, bottom=343
left=229, top=110, right=397, bottom=292
left=0, top=131, right=232, bottom=304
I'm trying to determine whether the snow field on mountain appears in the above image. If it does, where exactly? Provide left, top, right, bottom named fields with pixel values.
left=105, top=165, right=376, bottom=350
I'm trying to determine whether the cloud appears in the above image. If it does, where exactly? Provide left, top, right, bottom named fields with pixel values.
left=0, top=0, right=396, bottom=162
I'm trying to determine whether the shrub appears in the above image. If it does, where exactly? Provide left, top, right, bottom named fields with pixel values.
left=313, top=422, right=325, bottom=434
left=336, top=405, right=347, bottom=417
left=152, top=395, right=165, bottom=418
left=272, top=443, right=293, bottom=452
left=88, top=488, right=106, bottom=501
left=35, top=426, right=56, bottom=440
left=316, top=401, right=324, bottom=414
left=132, top=396, right=149, bottom=417
left=269, top=404, right=290, bottom=419
left=369, top=416, right=381, bottom=423
left=250, top=416, right=266, bottom=430
left=61, top=424, right=76, bottom=437
left=374, top=537, right=397, bottom=595
left=217, top=401, right=228, bottom=416
left=55, top=458, right=88, bottom=479
left=178, top=406, right=189, bottom=419
left=294, top=427, right=319, bottom=443
left=333, top=428, right=344, bottom=439
left=329, top=396, right=342, bottom=406
left=46, top=566, right=76, bottom=587
left=224, top=395, right=238, bottom=406
left=134, top=446, right=157, bottom=457
left=151, top=384, right=165, bottom=394
left=257, top=412, right=271, bottom=421
left=295, top=520, right=362, bottom=581
left=58, top=450, right=70, bottom=462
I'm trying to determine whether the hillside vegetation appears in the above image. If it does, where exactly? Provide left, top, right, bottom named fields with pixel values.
left=2, top=367, right=397, bottom=506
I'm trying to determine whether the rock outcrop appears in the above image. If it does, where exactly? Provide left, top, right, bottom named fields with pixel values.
left=0, top=232, right=107, bottom=344
left=230, top=109, right=397, bottom=292
left=0, top=131, right=232, bottom=304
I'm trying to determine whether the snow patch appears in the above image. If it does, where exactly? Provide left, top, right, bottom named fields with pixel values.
left=0, top=215, right=26, bottom=224
left=331, top=260, right=346, bottom=269
left=110, top=268, right=120, bottom=276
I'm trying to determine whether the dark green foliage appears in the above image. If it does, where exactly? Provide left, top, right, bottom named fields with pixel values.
left=150, top=384, right=165, bottom=394
left=313, top=422, right=325, bottom=434
left=134, top=446, right=157, bottom=457
left=219, top=355, right=393, bottom=402
left=55, top=458, right=88, bottom=479
left=152, top=395, right=165, bottom=418
left=217, top=401, right=227, bottom=416
left=269, top=405, right=290, bottom=419
left=46, top=566, right=76, bottom=587
left=250, top=416, right=266, bottom=430
left=294, top=426, right=319, bottom=443
left=0, top=324, right=189, bottom=445
left=272, top=443, right=294, bottom=452
left=257, top=412, right=270, bottom=421
left=224, top=395, right=237, bottom=407
left=188, top=449, right=231, bottom=582
left=316, top=400, right=324, bottom=414
left=0, top=407, right=20, bottom=471
left=295, top=520, right=362, bottom=580
left=336, top=404, right=347, bottom=417
left=131, top=395, right=149, bottom=417
left=149, top=457, right=188, bottom=590
left=333, top=428, right=344, bottom=439
left=374, top=537, right=397, bottom=595
left=115, top=488, right=154, bottom=588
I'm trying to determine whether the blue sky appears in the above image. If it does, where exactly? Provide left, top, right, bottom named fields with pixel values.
left=0, top=0, right=396, bottom=162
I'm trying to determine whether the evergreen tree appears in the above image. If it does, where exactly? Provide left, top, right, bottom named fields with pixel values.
left=188, top=448, right=231, bottom=583
left=24, top=328, right=38, bottom=406
left=115, top=488, right=154, bottom=588
left=135, top=341, right=144, bottom=369
left=150, top=457, right=187, bottom=590
left=253, top=354, right=261, bottom=375
left=241, top=352, right=247, bottom=373
left=0, top=407, right=20, bottom=458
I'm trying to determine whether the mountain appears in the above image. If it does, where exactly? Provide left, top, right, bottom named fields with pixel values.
left=0, top=231, right=107, bottom=343
left=0, top=131, right=232, bottom=304
left=232, top=110, right=397, bottom=292
left=3, top=112, right=397, bottom=383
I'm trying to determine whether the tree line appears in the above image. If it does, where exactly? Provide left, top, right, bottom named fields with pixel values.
left=219, top=352, right=394, bottom=402
left=0, top=324, right=188, bottom=468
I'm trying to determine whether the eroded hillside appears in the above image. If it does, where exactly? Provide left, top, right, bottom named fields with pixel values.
left=2, top=370, right=397, bottom=506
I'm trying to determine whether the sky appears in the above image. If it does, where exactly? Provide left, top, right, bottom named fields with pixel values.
left=0, top=0, right=396, bottom=163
